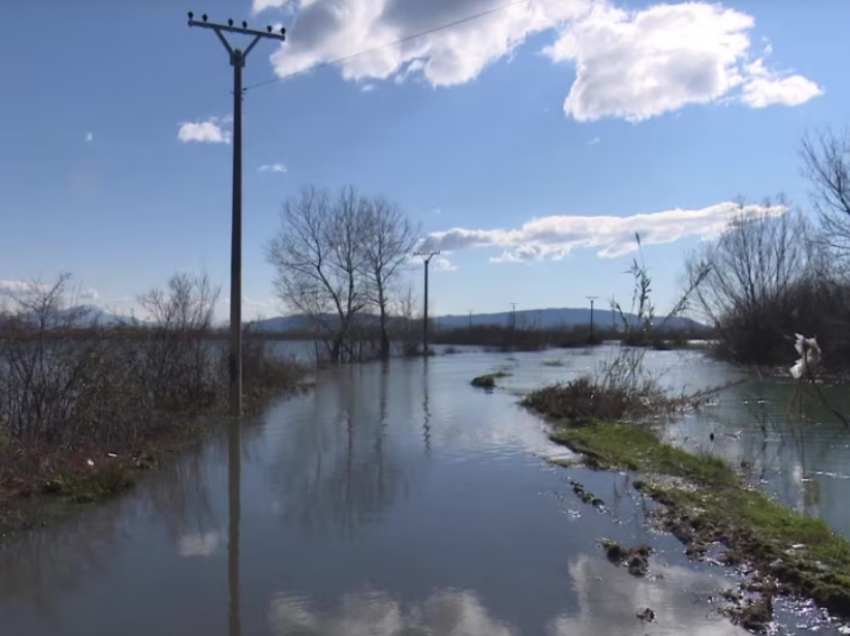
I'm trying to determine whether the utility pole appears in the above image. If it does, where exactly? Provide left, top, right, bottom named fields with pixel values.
left=414, top=250, right=440, bottom=356
left=586, top=295, right=599, bottom=342
left=468, top=310, right=473, bottom=329
left=510, top=303, right=518, bottom=329
left=187, top=12, right=286, bottom=417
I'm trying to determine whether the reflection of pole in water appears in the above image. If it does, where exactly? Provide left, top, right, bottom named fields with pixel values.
left=228, top=418, right=242, bottom=636
left=377, top=361, right=390, bottom=499
left=422, top=361, right=432, bottom=454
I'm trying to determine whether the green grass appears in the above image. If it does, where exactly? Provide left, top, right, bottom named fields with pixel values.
left=540, top=417, right=850, bottom=618
left=551, top=421, right=734, bottom=486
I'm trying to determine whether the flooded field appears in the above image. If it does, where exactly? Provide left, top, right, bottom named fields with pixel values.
left=1, top=344, right=848, bottom=635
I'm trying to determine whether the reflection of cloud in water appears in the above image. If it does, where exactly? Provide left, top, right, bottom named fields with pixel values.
left=550, top=554, right=747, bottom=636
left=268, top=589, right=517, bottom=636
left=176, top=531, right=219, bottom=557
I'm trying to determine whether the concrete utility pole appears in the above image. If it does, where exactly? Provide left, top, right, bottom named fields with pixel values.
left=414, top=250, right=440, bottom=356
left=188, top=12, right=287, bottom=417
left=586, top=295, right=599, bottom=341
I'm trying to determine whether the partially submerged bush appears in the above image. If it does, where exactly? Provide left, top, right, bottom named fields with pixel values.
left=0, top=273, right=306, bottom=491
left=522, top=375, right=671, bottom=423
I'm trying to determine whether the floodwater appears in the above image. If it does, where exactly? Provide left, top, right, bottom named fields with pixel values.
left=0, top=344, right=847, bottom=635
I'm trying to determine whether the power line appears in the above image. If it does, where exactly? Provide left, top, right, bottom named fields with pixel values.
left=242, top=0, right=531, bottom=92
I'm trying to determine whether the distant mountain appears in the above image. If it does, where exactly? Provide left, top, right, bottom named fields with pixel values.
left=250, top=307, right=708, bottom=333
left=8, top=304, right=141, bottom=328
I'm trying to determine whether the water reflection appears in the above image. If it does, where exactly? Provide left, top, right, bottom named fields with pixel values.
left=422, top=359, right=432, bottom=454
left=229, top=418, right=242, bottom=636
left=264, top=555, right=746, bottom=636
left=263, top=366, right=427, bottom=539
left=268, top=588, right=519, bottom=636
left=549, top=554, right=746, bottom=636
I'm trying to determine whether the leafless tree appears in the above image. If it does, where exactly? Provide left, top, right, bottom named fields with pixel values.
left=389, top=284, right=422, bottom=357
left=362, top=196, right=419, bottom=359
left=800, top=128, right=850, bottom=256
left=685, top=198, right=812, bottom=362
left=266, top=185, right=371, bottom=363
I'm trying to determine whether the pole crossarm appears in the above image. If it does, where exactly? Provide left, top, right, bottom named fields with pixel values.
left=188, top=14, right=286, bottom=41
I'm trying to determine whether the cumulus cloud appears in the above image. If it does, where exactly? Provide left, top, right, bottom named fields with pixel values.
left=78, top=288, right=100, bottom=301
left=177, top=115, right=233, bottom=144
left=433, top=257, right=458, bottom=272
left=0, top=280, right=50, bottom=295
left=543, top=2, right=823, bottom=121
left=259, top=163, right=288, bottom=173
left=418, top=200, right=786, bottom=262
left=259, top=0, right=820, bottom=121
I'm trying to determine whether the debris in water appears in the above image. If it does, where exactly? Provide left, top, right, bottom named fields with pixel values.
left=636, top=607, right=656, bottom=623
left=569, top=480, right=605, bottom=509
left=599, top=538, right=654, bottom=577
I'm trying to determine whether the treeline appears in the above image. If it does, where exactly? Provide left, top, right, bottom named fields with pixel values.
left=432, top=323, right=710, bottom=351
left=683, top=129, right=850, bottom=371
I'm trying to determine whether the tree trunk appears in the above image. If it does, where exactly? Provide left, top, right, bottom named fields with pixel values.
left=379, top=304, right=390, bottom=360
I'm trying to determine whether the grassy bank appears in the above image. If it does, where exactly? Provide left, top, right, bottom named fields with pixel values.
left=522, top=382, right=850, bottom=625
left=0, top=273, right=309, bottom=539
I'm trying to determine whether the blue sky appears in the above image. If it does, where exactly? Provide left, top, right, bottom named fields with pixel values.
left=1, top=0, right=847, bottom=321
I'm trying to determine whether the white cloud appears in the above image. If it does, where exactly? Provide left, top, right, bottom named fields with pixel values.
left=543, top=2, right=823, bottom=122
left=361, top=83, right=376, bottom=92
left=740, top=59, right=823, bottom=108
left=0, top=280, right=50, bottom=295
left=253, top=0, right=291, bottom=14
left=264, top=0, right=820, bottom=122
left=433, top=257, right=458, bottom=272
left=177, top=116, right=233, bottom=144
left=85, top=132, right=93, bottom=143
left=78, top=288, right=100, bottom=301
left=587, top=137, right=600, bottom=145
left=259, top=163, right=288, bottom=173
left=419, top=200, right=787, bottom=262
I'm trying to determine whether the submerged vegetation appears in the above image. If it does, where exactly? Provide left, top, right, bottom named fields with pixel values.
left=470, top=371, right=511, bottom=388
left=0, top=272, right=307, bottom=536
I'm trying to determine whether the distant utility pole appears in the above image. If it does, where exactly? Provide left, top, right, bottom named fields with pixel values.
left=510, top=303, right=518, bottom=329
left=586, top=296, right=599, bottom=341
left=468, top=310, right=473, bottom=329
left=414, top=250, right=440, bottom=356
left=187, top=12, right=287, bottom=417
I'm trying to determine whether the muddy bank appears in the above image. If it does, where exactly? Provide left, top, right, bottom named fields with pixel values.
left=529, top=412, right=850, bottom=630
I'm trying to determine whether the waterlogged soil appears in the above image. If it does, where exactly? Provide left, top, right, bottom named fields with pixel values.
left=538, top=416, right=850, bottom=633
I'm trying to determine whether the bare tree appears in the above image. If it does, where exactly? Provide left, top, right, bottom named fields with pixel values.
left=685, top=198, right=811, bottom=362
left=800, top=128, right=850, bottom=254
left=362, top=196, right=419, bottom=359
left=390, top=283, right=423, bottom=357
left=266, top=185, right=371, bottom=363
